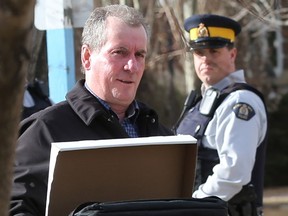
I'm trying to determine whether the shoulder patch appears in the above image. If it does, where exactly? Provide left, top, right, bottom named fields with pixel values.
left=232, top=102, right=255, bottom=121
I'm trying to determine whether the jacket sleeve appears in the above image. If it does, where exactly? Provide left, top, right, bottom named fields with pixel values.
left=10, top=119, right=52, bottom=216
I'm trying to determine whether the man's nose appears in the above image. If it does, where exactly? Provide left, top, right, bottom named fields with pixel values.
left=124, top=58, right=138, bottom=72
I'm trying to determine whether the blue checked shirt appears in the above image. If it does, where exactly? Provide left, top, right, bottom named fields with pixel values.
left=85, top=83, right=139, bottom=138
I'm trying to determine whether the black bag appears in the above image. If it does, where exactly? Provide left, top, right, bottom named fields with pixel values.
left=69, top=196, right=228, bottom=216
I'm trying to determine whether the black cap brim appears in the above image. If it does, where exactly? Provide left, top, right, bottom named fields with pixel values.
left=189, top=37, right=233, bottom=50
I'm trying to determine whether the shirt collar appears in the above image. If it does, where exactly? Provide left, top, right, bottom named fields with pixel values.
left=84, top=82, right=139, bottom=120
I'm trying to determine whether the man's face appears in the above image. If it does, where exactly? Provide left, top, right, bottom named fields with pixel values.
left=192, top=46, right=237, bottom=87
left=82, top=16, right=147, bottom=109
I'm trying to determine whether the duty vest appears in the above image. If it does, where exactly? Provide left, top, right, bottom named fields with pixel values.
left=176, top=83, right=268, bottom=208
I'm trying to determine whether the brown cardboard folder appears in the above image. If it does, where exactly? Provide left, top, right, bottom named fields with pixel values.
left=45, top=135, right=197, bottom=216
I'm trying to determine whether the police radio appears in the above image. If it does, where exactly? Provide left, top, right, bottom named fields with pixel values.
left=199, top=88, right=220, bottom=116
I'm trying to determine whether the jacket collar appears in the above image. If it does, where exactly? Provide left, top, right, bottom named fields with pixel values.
left=66, top=79, right=153, bottom=126
left=66, top=79, right=110, bottom=125
left=84, top=82, right=139, bottom=122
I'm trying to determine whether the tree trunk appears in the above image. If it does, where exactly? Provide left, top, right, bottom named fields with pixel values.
left=0, top=0, right=35, bottom=215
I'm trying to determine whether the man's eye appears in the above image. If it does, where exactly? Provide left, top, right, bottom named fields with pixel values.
left=111, top=48, right=129, bottom=56
left=136, top=52, right=146, bottom=58
left=113, top=50, right=125, bottom=55
left=193, top=50, right=204, bottom=56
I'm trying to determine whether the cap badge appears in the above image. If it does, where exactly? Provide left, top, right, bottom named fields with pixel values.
left=197, top=23, right=209, bottom=38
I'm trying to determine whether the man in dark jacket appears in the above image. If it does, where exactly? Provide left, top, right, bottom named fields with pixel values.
left=10, top=5, right=172, bottom=216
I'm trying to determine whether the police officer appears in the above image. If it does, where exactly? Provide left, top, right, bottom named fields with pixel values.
left=175, top=14, right=268, bottom=216
left=22, top=79, right=52, bottom=120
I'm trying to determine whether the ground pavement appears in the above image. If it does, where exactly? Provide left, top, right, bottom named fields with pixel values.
left=263, top=187, right=288, bottom=216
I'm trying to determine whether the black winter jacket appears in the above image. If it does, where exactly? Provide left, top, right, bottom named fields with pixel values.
left=10, top=79, right=172, bottom=216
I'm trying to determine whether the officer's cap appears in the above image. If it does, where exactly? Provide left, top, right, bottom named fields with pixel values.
left=184, top=14, right=241, bottom=50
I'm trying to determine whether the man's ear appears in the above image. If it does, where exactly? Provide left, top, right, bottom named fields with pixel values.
left=81, top=45, right=91, bottom=70
left=231, top=47, right=237, bottom=62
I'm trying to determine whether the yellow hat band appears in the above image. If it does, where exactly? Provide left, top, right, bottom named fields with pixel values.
left=189, top=26, right=235, bottom=42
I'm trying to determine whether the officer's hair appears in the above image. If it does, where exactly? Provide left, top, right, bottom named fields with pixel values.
left=226, top=43, right=235, bottom=50
left=81, top=4, right=150, bottom=52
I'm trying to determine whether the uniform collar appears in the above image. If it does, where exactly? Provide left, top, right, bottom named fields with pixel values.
left=201, top=69, right=246, bottom=94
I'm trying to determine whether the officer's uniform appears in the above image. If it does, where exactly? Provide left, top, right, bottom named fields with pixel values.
left=176, top=14, right=268, bottom=216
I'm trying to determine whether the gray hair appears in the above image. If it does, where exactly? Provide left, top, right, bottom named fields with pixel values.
left=82, top=4, right=150, bottom=51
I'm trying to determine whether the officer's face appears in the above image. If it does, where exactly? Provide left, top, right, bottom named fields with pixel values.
left=192, top=47, right=237, bottom=87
